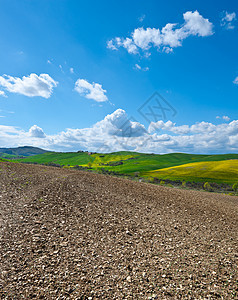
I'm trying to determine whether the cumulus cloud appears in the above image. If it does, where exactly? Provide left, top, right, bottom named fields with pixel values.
left=0, top=73, right=58, bottom=98
left=75, top=78, right=108, bottom=102
left=70, top=68, right=74, bottom=74
left=29, top=125, right=46, bottom=138
left=93, top=109, right=146, bottom=137
left=107, top=11, right=213, bottom=55
left=122, top=38, right=138, bottom=54
left=146, top=119, right=238, bottom=153
left=0, top=110, right=238, bottom=154
left=221, top=11, right=236, bottom=29
left=108, top=38, right=138, bottom=54
left=148, top=119, right=238, bottom=135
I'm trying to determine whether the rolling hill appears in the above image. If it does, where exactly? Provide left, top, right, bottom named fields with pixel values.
left=0, top=146, right=49, bottom=157
left=13, top=150, right=238, bottom=184
left=142, top=160, right=238, bottom=183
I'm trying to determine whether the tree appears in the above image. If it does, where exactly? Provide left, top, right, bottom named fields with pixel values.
left=204, top=182, right=212, bottom=192
left=232, top=183, right=238, bottom=192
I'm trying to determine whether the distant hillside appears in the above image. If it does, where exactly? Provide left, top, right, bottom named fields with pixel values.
left=142, top=160, right=238, bottom=184
left=0, top=146, right=49, bottom=157
left=14, top=150, right=238, bottom=184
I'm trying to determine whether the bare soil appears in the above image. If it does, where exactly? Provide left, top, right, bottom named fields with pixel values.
left=0, top=162, right=237, bottom=299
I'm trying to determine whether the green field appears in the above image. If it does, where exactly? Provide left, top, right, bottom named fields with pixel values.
left=13, top=151, right=238, bottom=184
left=16, top=151, right=93, bottom=166
left=0, top=153, right=20, bottom=159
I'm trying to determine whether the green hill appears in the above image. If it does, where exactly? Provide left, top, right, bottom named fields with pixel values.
left=17, top=151, right=92, bottom=165
left=14, top=150, right=238, bottom=184
left=0, top=146, right=49, bottom=157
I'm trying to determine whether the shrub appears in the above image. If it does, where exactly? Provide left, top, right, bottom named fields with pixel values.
left=204, top=182, right=212, bottom=192
left=152, top=177, right=159, bottom=184
left=232, top=183, right=238, bottom=192
left=87, top=162, right=92, bottom=168
left=182, top=181, right=186, bottom=188
left=160, top=180, right=165, bottom=185
left=167, top=183, right=173, bottom=188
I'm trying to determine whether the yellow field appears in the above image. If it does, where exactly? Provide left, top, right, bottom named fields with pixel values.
left=143, top=160, right=238, bottom=183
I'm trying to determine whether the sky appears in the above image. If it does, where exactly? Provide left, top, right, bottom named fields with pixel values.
left=0, top=0, right=238, bottom=154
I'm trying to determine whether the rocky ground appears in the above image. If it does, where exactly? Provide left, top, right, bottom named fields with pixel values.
left=0, top=161, right=237, bottom=299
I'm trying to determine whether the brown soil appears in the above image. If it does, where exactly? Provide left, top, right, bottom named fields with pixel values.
left=0, top=162, right=237, bottom=299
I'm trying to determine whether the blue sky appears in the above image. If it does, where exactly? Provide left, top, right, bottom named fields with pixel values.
left=0, top=0, right=237, bottom=153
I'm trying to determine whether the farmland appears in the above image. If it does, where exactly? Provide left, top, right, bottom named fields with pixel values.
left=14, top=151, right=238, bottom=184
left=0, top=161, right=237, bottom=298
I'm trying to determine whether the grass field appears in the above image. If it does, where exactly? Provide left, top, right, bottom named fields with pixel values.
left=16, top=151, right=93, bottom=166
left=0, top=153, right=20, bottom=159
left=13, top=151, right=238, bottom=185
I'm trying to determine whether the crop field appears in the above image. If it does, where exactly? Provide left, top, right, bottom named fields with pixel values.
left=15, top=151, right=238, bottom=185
left=142, top=160, right=238, bottom=183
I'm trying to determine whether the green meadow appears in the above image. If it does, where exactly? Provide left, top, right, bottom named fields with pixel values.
left=14, top=151, right=238, bottom=184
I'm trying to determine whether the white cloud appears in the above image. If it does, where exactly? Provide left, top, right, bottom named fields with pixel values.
left=29, top=125, right=46, bottom=138
left=110, top=38, right=138, bottom=54
left=148, top=119, right=238, bottom=135
left=0, top=73, right=58, bottom=99
left=47, top=59, right=52, bottom=64
left=133, top=27, right=161, bottom=49
left=107, top=40, right=118, bottom=50
left=70, top=67, right=74, bottom=74
left=222, top=116, right=230, bottom=121
left=0, top=90, right=7, bottom=97
left=107, top=11, right=213, bottom=55
left=123, top=38, right=138, bottom=54
left=163, top=47, right=173, bottom=53
left=75, top=78, right=108, bottom=102
left=233, top=77, right=238, bottom=85
left=221, top=11, right=236, bottom=29
left=0, top=110, right=238, bottom=154
left=93, top=109, right=146, bottom=137
left=217, top=115, right=230, bottom=122
left=182, top=11, right=214, bottom=37
left=134, top=64, right=149, bottom=71
left=148, top=120, right=190, bottom=134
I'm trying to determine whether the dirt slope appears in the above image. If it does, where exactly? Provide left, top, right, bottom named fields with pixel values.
left=0, top=162, right=237, bottom=299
